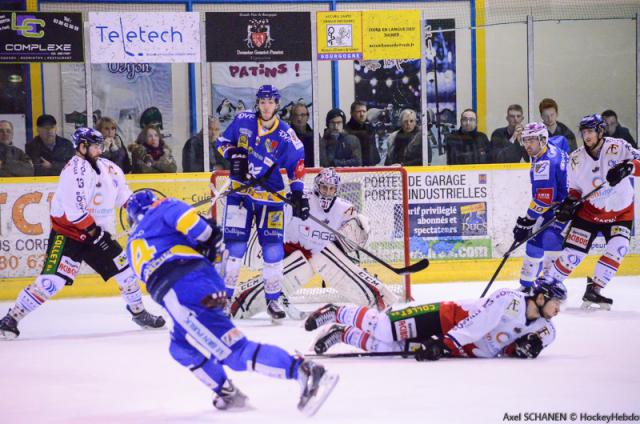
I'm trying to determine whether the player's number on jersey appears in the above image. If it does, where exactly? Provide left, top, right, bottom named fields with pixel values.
left=130, top=239, right=157, bottom=276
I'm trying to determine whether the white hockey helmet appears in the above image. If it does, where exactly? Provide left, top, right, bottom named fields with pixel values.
left=313, top=168, right=341, bottom=211
left=522, top=122, right=549, bottom=147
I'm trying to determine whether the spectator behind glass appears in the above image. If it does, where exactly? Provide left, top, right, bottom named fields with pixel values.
left=445, top=109, right=492, bottom=165
left=130, top=125, right=177, bottom=174
left=289, top=103, right=315, bottom=167
left=602, top=109, right=637, bottom=148
left=344, top=100, right=380, bottom=166
left=491, top=104, right=528, bottom=163
left=182, top=115, right=229, bottom=172
left=96, top=117, right=131, bottom=173
left=539, top=98, right=577, bottom=152
left=25, top=114, right=75, bottom=176
left=0, top=120, right=33, bottom=177
left=384, top=109, right=425, bottom=166
left=320, top=108, right=362, bottom=167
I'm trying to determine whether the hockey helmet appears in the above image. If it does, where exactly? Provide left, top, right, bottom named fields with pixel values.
left=126, top=189, right=158, bottom=228
left=256, top=85, right=281, bottom=103
left=532, top=278, right=568, bottom=303
left=522, top=122, right=549, bottom=145
left=579, top=114, right=606, bottom=133
left=72, top=127, right=104, bottom=151
left=314, top=167, right=341, bottom=211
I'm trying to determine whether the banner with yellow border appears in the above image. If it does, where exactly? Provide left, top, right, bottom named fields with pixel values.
left=362, top=10, right=421, bottom=60
left=316, top=11, right=363, bottom=60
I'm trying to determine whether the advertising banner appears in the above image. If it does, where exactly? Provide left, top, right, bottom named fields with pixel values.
left=316, top=11, right=363, bottom=60
left=0, top=11, right=83, bottom=63
left=88, top=12, right=200, bottom=63
left=206, top=12, right=311, bottom=62
left=362, top=10, right=420, bottom=60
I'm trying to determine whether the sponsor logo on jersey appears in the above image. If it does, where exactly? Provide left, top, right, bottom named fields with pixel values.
left=293, top=159, right=305, bottom=180
left=264, top=138, right=278, bottom=153
left=57, top=256, right=80, bottom=280
left=43, top=234, right=66, bottom=274
left=290, top=129, right=304, bottom=150
left=495, top=331, right=510, bottom=344
left=393, top=318, right=417, bottom=339
left=238, top=135, right=249, bottom=149
left=40, top=278, right=58, bottom=296
left=267, top=211, right=284, bottom=229
left=611, top=225, right=631, bottom=239
left=533, top=160, right=550, bottom=181
left=113, top=251, right=128, bottom=270
left=567, top=227, right=591, bottom=249
left=264, top=156, right=274, bottom=168
left=535, top=188, right=554, bottom=205
left=605, top=144, right=619, bottom=155
left=221, top=328, right=244, bottom=347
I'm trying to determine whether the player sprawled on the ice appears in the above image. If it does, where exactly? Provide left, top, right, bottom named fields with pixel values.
left=513, top=123, right=568, bottom=290
left=305, top=280, right=566, bottom=360
left=124, top=190, right=338, bottom=415
left=547, top=114, right=640, bottom=310
left=0, top=128, right=164, bottom=340
left=215, top=84, right=308, bottom=321
left=229, top=168, right=398, bottom=319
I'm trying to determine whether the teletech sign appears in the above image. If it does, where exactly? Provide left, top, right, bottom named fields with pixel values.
left=0, top=11, right=84, bottom=63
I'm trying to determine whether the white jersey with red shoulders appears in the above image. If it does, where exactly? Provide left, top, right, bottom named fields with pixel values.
left=445, top=289, right=556, bottom=358
left=284, top=192, right=356, bottom=256
left=568, top=137, right=640, bottom=223
left=50, top=156, right=132, bottom=241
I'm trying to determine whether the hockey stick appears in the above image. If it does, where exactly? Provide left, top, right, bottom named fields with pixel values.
left=253, top=179, right=430, bottom=275
left=479, top=182, right=608, bottom=297
left=305, top=350, right=416, bottom=359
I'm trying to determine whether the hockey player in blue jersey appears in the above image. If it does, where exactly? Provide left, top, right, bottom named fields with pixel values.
left=215, top=85, right=309, bottom=320
left=512, top=122, right=569, bottom=289
left=125, top=190, right=338, bottom=415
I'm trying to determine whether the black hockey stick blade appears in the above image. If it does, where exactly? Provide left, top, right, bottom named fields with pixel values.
left=394, top=258, right=430, bottom=274
left=305, top=350, right=416, bottom=359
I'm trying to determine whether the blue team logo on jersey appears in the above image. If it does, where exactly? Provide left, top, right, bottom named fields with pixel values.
left=533, top=161, right=550, bottom=181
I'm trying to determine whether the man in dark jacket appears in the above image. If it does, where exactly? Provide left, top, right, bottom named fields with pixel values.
left=320, top=108, right=362, bottom=167
left=344, top=101, right=380, bottom=166
left=182, top=116, right=229, bottom=172
left=491, top=104, right=528, bottom=163
left=289, top=102, right=315, bottom=167
left=602, top=109, right=636, bottom=148
left=539, top=98, right=577, bottom=152
left=25, top=115, right=74, bottom=176
left=445, top=109, right=492, bottom=165
left=0, top=120, right=33, bottom=177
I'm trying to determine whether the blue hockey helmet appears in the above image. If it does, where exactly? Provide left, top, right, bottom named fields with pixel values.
left=256, top=84, right=281, bottom=103
left=72, top=127, right=104, bottom=150
left=579, top=114, right=606, bottom=133
left=532, top=278, right=568, bottom=302
left=126, top=189, right=158, bottom=228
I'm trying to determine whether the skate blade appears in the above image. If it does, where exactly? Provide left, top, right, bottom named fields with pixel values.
left=284, top=306, right=307, bottom=321
left=580, top=301, right=612, bottom=311
left=0, top=330, right=18, bottom=340
left=299, top=372, right=339, bottom=417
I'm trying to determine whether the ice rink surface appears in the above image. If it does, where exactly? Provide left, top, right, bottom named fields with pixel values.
left=1, top=277, right=639, bottom=424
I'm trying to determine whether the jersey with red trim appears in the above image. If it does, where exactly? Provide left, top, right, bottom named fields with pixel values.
left=568, top=137, right=640, bottom=223
left=284, top=192, right=356, bottom=255
left=526, top=143, right=568, bottom=221
left=443, top=289, right=556, bottom=358
left=215, top=110, right=305, bottom=203
left=50, top=156, right=131, bottom=241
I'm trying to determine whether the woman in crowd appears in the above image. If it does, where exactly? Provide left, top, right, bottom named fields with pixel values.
left=130, top=125, right=177, bottom=173
left=96, top=117, right=131, bottom=173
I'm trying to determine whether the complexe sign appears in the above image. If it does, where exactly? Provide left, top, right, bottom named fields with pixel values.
left=0, top=11, right=83, bottom=62
left=206, top=12, right=311, bottom=62
left=88, top=12, right=200, bottom=63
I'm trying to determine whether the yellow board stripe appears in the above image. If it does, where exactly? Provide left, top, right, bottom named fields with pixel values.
left=475, top=0, right=487, bottom=134
left=176, top=209, right=200, bottom=235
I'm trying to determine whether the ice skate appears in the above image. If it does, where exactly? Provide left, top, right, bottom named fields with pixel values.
left=213, top=379, right=249, bottom=410
left=313, top=323, right=346, bottom=355
left=304, top=304, right=338, bottom=331
left=297, top=360, right=339, bottom=417
left=0, top=313, right=19, bottom=340
left=127, top=306, right=166, bottom=328
left=518, top=285, right=532, bottom=295
left=581, top=278, right=613, bottom=311
left=266, top=299, right=286, bottom=322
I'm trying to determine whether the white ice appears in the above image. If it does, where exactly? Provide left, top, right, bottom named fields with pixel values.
left=1, top=277, right=639, bottom=424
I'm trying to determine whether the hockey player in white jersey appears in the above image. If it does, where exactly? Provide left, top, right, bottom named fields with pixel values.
left=305, top=279, right=565, bottom=360
left=548, top=114, right=640, bottom=310
left=229, top=168, right=398, bottom=319
left=0, top=128, right=164, bottom=339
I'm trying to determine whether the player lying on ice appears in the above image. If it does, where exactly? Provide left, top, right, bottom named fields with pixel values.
left=124, top=190, right=338, bottom=416
left=228, top=167, right=398, bottom=319
left=305, top=279, right=566, bottom=361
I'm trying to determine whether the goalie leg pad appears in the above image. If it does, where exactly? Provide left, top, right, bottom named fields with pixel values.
left=310, top=243, right=398, bottom=309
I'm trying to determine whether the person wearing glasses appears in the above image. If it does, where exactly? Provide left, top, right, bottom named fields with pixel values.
left=289, top=102, right=315, bottom=167
left=445, top=108, right=492, bottom=165
left=319, top=108, right=362, bottom=167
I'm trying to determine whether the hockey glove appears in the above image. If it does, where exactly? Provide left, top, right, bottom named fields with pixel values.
left=554, top=195, right=580, bottom=223
left=513, top=216, right=536, bottom=243
left=228, top=147, right=249, bottom=182
left=87, top=226, right=113, bottom=253
left=414, top=335, right=452, bottom=362
left=201, top=290, right=228, bottom=309
left=198, top=218, right=224, bottom=263
left=606, top=160, right=635, bottom=187
left=290, top=190, right=310, bottom=220
left=512, top=333, right=543, bottom=359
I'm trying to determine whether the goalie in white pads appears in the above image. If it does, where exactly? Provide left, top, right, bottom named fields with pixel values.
left=229, top=168, right=398, bottom=319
